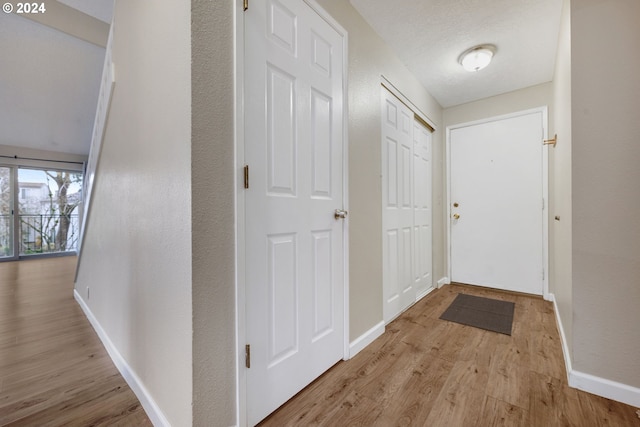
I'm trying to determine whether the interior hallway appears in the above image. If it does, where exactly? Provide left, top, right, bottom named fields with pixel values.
left=260, top=284, right=640, bottom=426
left=0, top=257, right=151, bottom=426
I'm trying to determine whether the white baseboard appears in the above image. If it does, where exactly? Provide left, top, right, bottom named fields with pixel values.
left=348, top=320, right=384, bottom=358
left=569, top=370, right=640, bottom=408
left=437, top=277, right=450, bottom=288
left=549, top=293, right=640, bottom=408
left=74, top=290, right=171, bottom=427
left=416, top=286, right=437, bottom=302
left=548, top=293, right=573, bottom=378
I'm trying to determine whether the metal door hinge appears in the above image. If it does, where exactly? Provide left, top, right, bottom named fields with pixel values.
left=245, top=344, right=251, bottom=368
left=243, top=0, right=248, bottom=11
left=542, top=269, right=545, bottom=280
left=244, top=165, right=249, bottom=189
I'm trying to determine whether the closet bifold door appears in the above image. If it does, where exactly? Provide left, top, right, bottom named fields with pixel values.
left=381, top=86, right=432, bottom=323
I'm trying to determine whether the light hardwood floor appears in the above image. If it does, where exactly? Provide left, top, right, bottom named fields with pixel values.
left=3, top=258, right=639, bottom=426
left=0, top=257, right=151, bottom=426
left=260, top=284, right=640, bottom=427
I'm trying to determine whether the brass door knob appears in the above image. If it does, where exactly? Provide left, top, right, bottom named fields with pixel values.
left=453, top=213, right=460, bottom=219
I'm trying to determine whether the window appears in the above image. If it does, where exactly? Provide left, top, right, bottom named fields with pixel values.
left=18, top=168, right=83, bottom=255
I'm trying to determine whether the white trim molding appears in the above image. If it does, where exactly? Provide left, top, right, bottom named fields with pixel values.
left=549, top=293, right=640, bottom=408
left=548, top=293, right=573, bottom=377
left=380, top=75, right=436, bottom=131
left=74, top=290, right=170, bottom=427
left=570, top=371, right=640, bottom=408
left=437, top=277, right=450, bottom=288
left=349, top=321, right=385, bottom=359
left=416, top=286, right=437, bottom=302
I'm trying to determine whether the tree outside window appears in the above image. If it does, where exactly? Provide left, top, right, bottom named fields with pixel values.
left=18, top=169, right=83, bottom=255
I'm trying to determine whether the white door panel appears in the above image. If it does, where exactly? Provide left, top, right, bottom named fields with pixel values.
left=382, top=90, right=414, bottom=322
left=413, top=121, right=432, bottom=296
left=244, top=0, right=345, bottom=424
left=450, top=111, right=544, bottom=295
left=382, top=88, right=433, bottom=323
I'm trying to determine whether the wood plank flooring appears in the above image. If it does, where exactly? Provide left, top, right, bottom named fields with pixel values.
left=260, top=284, right=640, bottom=427
left=0, top=257, right=151, bottom=426
left=3, top=258, right=639, bottom=426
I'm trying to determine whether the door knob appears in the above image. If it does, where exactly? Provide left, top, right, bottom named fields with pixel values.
left=334, top=209, right=348, bottom=220
left=453, top=213, right=460, bottom=220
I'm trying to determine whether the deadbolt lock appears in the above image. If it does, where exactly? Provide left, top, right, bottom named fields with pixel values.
left=453, top=202, right=459, bottom=208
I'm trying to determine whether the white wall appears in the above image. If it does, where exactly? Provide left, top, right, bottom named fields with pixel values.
left=571, top=0, right=640, bottom=388
left=315, top=0, right=443, bottom=340
left=443, top=83, right=553, bottom=129
left=74, top=0, right=193, bottom=425
left=551, top=0, right=572, bottom=358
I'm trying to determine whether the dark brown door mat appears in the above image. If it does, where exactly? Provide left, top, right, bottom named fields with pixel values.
left=439, top=293, right=515, bottom=335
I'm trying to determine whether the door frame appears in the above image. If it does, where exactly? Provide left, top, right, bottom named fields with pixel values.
left=234, top=1, right=350, bottom=425
left=445, top=107, right=550, bottom=299
left=0, top=165, right=18, bottom=261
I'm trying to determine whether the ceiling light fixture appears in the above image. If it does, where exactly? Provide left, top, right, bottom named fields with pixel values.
left=459, top=45, right=496, bottom=72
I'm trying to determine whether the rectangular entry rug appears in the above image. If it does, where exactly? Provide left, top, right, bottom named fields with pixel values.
left=439, top=293, right=515, bottom=335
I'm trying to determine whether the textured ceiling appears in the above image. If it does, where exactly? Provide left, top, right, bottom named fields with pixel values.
left=0, top=12, right=105, bottom=155
left=350, top=0, right=564, bottom=108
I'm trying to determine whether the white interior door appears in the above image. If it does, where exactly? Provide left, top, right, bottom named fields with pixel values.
left=382, top=89, right=415, bottom=322
left=244, top=0, right=345, bottom=424
left=412, top=119, right=432, bottom=297
left=382, top=88, right=433, bottom=323
left=449, top=110, right=545, bottom=295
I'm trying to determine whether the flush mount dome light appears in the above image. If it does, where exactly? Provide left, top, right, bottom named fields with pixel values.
left=459, top=45, right=496, bottom=72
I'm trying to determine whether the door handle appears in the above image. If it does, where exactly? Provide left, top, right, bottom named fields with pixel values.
left=334, top=209, right=348, bottom=220
left=453, top=213, right=460, bottom=220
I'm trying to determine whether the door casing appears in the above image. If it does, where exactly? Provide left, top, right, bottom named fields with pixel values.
left=445, top=107, right=550, bottom=299
left=234, top=0, right=350, bottom=425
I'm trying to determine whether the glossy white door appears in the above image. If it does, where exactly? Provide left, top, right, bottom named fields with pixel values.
left=382, top=88, right=432, bottom=323
left=450, top=111, right=544, bottom=295
left=244, top=0, right=345, bottom=424
left=412, top=119, right=432, bottom=297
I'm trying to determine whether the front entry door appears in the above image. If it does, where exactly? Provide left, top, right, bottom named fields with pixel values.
left=449, top=110, right=546, bottom=295
left=244, top=0, right=346, bottom=424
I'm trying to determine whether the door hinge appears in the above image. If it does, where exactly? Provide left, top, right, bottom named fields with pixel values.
left=542, top=269, right=545, bottom=280
left=245, top=344, right=251, bottom=368
left=243, top=0, right=248, bottom=11
left=243, top=165, right=249, bottom=189
left=542, top=198, right=545, bottom=210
